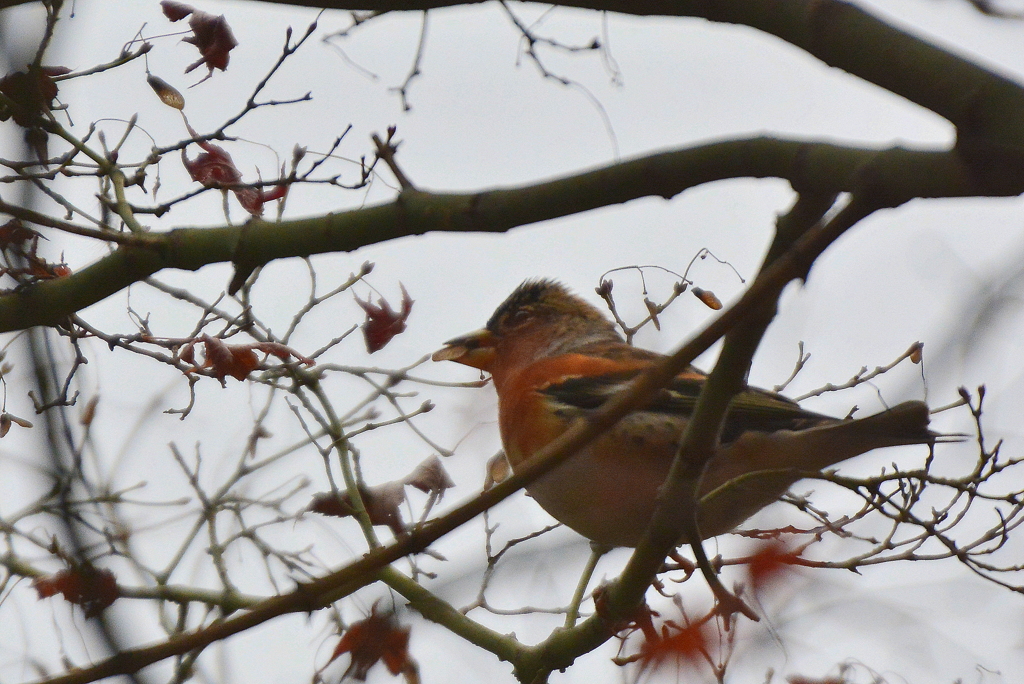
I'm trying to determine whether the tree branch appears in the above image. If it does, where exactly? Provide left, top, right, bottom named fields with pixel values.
left=26, top=158, right=893, bottom=684
left=0, top=138, right=999, bottom=333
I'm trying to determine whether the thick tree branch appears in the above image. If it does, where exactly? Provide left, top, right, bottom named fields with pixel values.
left=0, top=138, right=998, bottom=333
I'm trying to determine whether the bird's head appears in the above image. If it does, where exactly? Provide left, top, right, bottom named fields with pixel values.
left=432, top=279, right=622, bottom=376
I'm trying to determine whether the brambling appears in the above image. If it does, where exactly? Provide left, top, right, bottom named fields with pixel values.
left=433, top=280, right=934, bottom=547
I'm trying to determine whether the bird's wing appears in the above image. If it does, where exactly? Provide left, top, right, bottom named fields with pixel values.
left=539, top=367, right=836, bottom=443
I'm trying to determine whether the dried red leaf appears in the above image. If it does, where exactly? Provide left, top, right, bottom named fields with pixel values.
left=24, top=253, right=70, bottom=279
left=162, top=2, right=237, bottom=79
left=309, top=492, right=344, bottom=517
left=33, top=565, right=119, bottom=618
left=638, top=622, right=710, bottom=673
left=184, top=12, right=237, bottom=74
left=25, top=126, right=49, bottom=164
left=260, top=183, right=288, bottom=204
left=178, top=341, right=196, bottom=365
left=181, top=140, right=287, bottom=217
left=0, top=219, right=42, bottom=250
left=745, top=541, right=801, bottom=593
left=356, top=284, right=413, bottom=353
left=0, top=64, right=66, bottom=127
left=183, top=337, right=313, bottom=383
left=181, top=142, right=241, bottom=186
left=160, top=0, right=194, bottom=21
left=251, top=341, right=313, bottom=365
left=32, top=573, right=63, bottom=598
left=349, top=482, right=407, bottom=536
left=233, top=187, right=263, bottom=216
left=310, top=482, right=407, bottom=537
left=198, top=335, right=259, bottom=383
left=233, top=184, right=288, bottom=217
left=329, top=604, right=412, bottom=680
left=0, top=225, right=71, bottom=282
left=404, top=455, right=454, bottom=500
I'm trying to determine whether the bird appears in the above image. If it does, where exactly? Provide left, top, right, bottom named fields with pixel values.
left=432, top=279, right=936, bottom=547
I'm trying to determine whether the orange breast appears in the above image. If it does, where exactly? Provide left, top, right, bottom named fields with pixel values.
left=494, top=353, right=652, bottom=466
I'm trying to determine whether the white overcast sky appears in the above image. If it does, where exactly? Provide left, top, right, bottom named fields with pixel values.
left=1, top=0, right=1023, bottom=682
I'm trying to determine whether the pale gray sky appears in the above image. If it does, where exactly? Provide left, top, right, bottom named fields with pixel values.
left=1, top=1, right=1022, bottom=682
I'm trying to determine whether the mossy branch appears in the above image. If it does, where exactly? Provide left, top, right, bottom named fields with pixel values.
left=0, top=138, right=999, bottom=333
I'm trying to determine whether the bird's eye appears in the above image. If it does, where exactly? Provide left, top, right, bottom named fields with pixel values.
left=507, top=309, right=531, bottom=325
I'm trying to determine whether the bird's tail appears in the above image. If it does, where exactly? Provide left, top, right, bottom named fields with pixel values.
left=696, top=400, right=939, bottom=538
left=787, top=399, right=935, bottom=470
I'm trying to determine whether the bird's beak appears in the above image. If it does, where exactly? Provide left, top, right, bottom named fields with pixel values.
left=431, top=328, right=497, bottom=370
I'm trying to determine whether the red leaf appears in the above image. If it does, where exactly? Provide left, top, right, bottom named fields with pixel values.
left=181, top=143, right=241, bottom=186
left=178, top=341, right=196, bottom=365
left=0, top=219, right=42, bottom=250
left=198, top=335, right=260, bottom=383
left=310, top=482, right=407, bottom=537
left=233, top=187, right=263, bottom=216
left=744, top=541, right=801, bottom=593
left=185, top=12, right=237, bottom=73
left=163, top=3, right=237, bottom=78
left=229, top=184, right=287, bottom=217
left=160, top=0, right=193, bottom=21
left=638, top=622, right=710, bottom=673
left=260, top=184, right=288, bottom=203
left=356, top=284, right=413, bottom=353
left=328, top=604, right=412, bottom=680
left=24, top=253, right=71, bottom=279
left=309, top=492, right=349, bottom=517
left=181, top=141, right=287, bottom=216
left=184, top=337, right=313, bottom=383
left=404, top=455, right=454, bottom=500
left=251, top=341, right=312, bottom=365
left=0, top=64, right=66, bottom=127
left=50, top=263, right=72, bottom=278
left=33, top=565, right=119, bottom=618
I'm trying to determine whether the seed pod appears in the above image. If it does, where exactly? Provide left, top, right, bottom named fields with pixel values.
left=147, top=74, right=184, bottom=110
left=909, top=342, right=923, bottom=364
left=692, top=286, right=722, bottom=310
